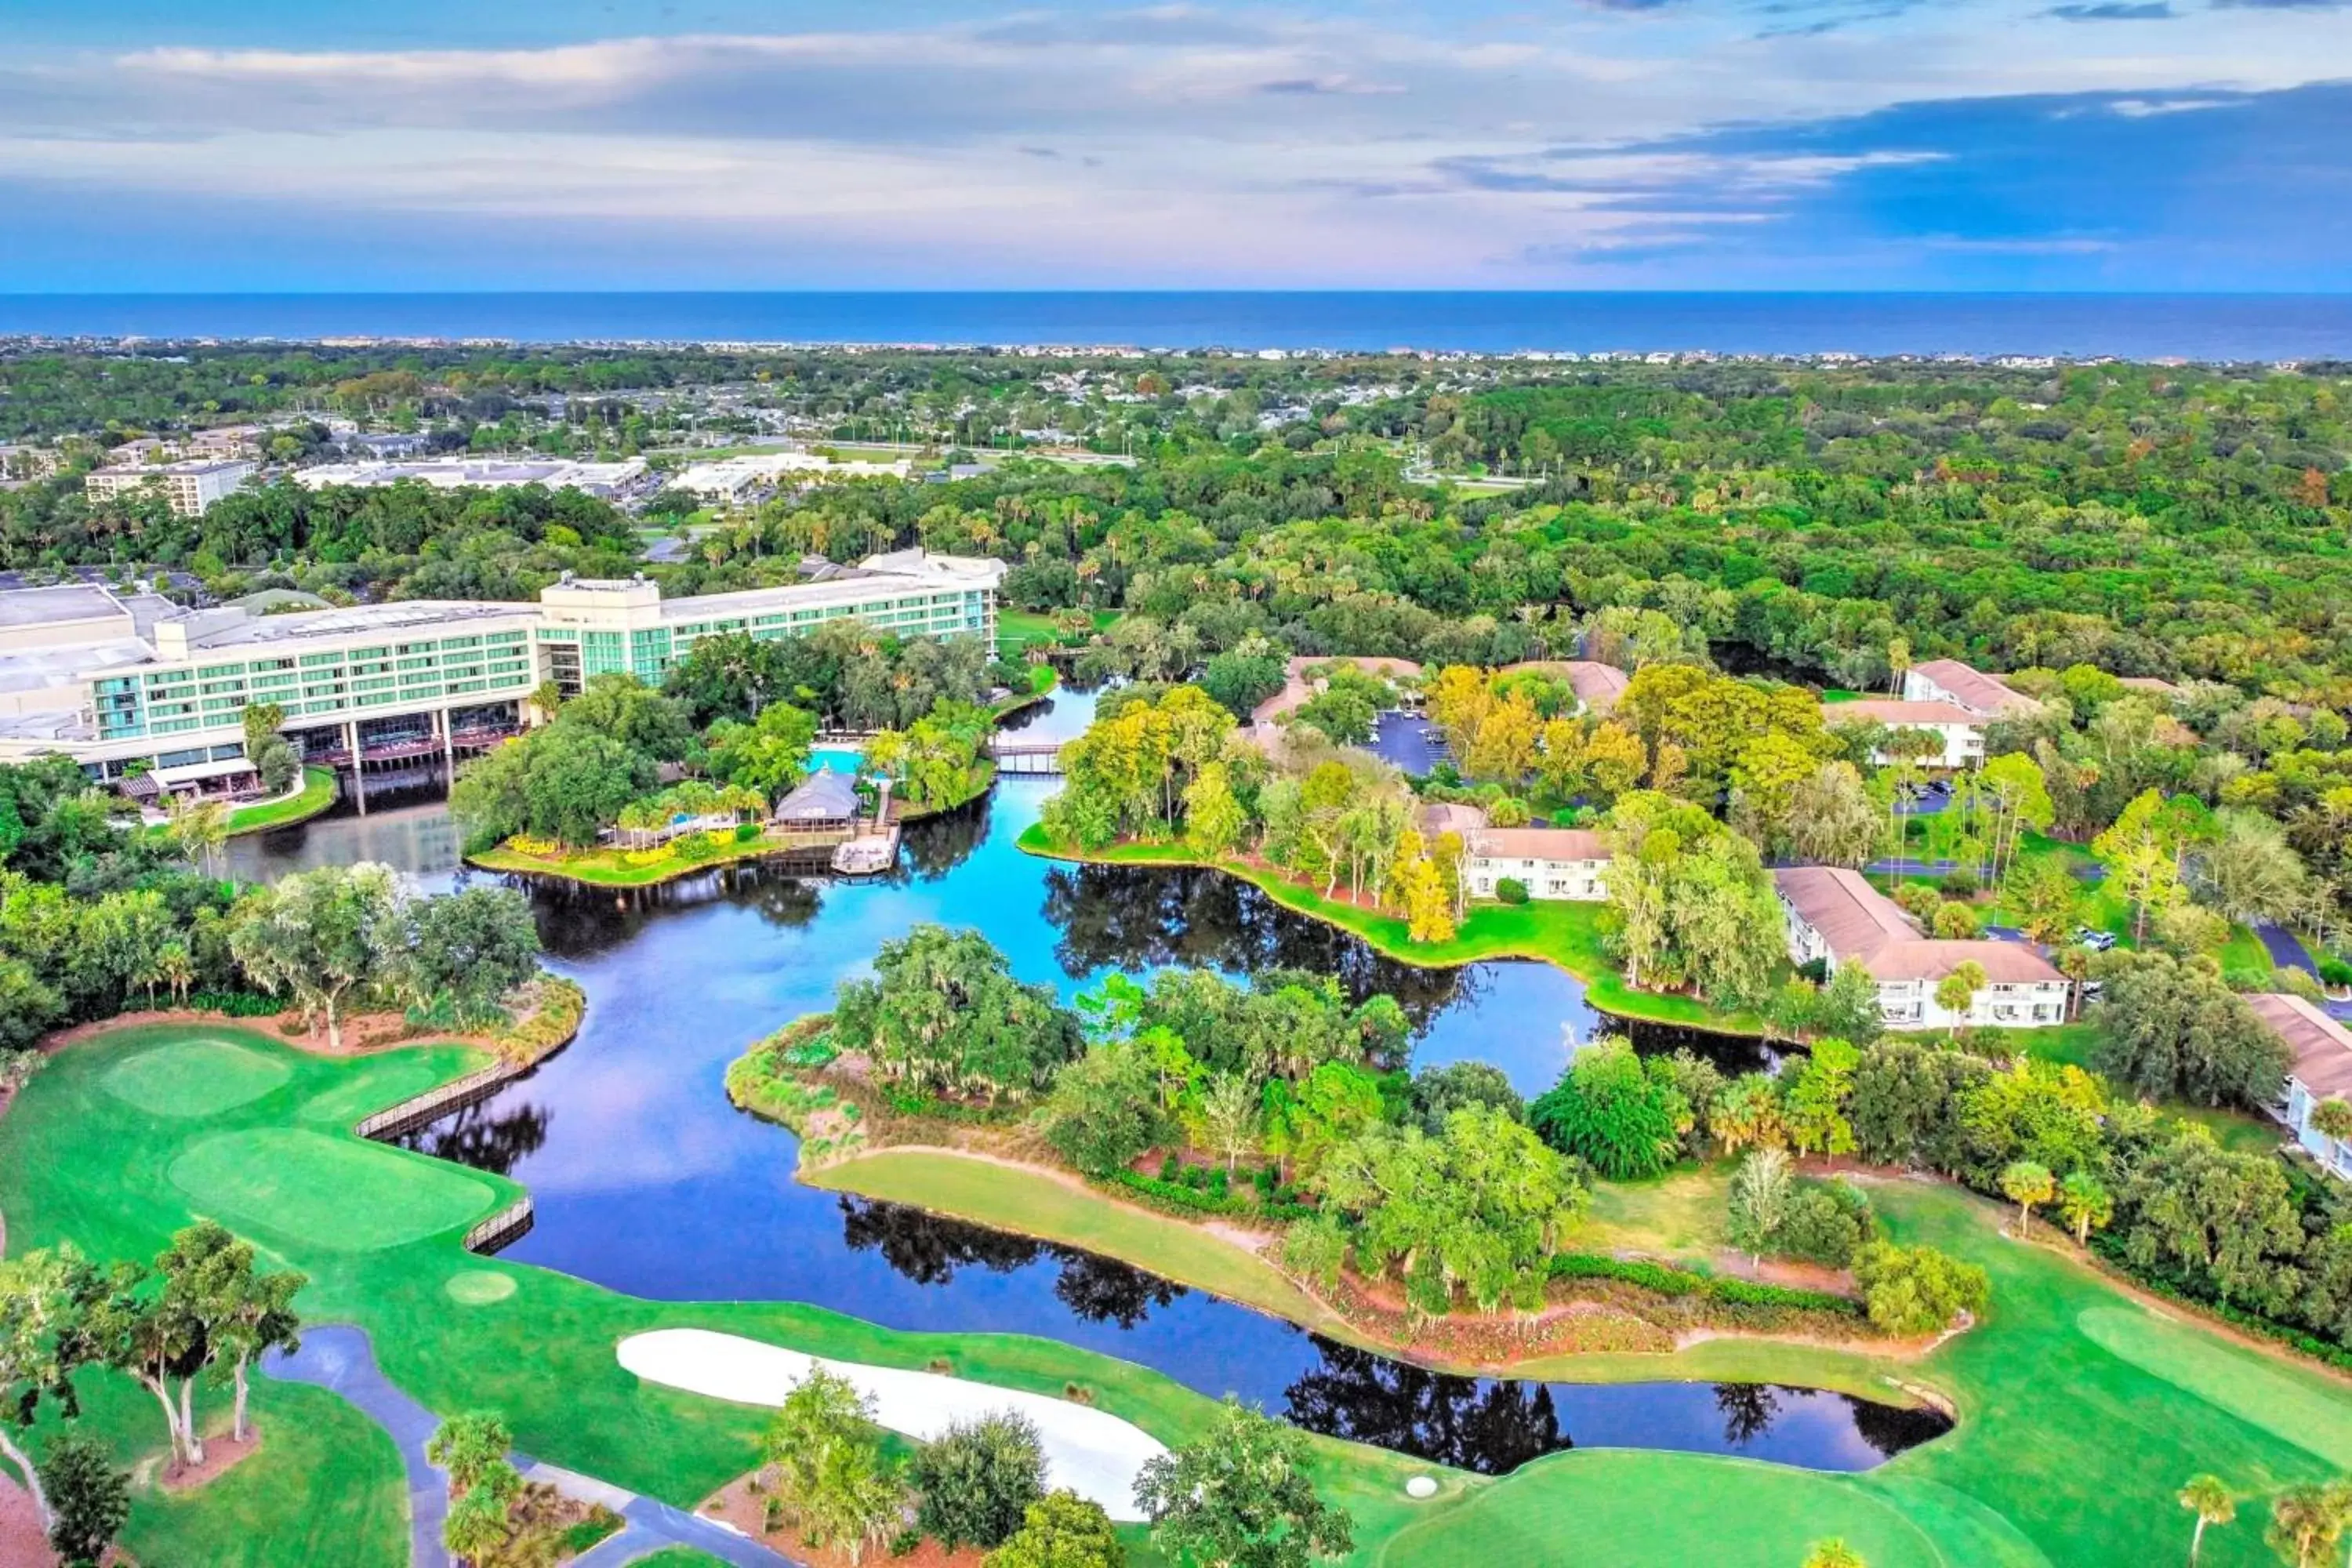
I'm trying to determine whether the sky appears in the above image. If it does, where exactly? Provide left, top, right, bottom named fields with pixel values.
left=2, top=0, right=2349, bottom=291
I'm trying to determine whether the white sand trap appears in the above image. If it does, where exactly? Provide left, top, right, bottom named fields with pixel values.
left=617, top=1328, right=1167, bottom=1520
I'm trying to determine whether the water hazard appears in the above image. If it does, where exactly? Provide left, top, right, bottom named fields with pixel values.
left=229, top=688, right=1940, bottom=1474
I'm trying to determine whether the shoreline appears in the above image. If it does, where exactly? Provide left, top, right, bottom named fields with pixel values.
left=1014, top=825, right=1765, bottom=1037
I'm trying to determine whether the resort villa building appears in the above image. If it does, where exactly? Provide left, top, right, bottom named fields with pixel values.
left=2249, top=993, right=2352, bottom=1178
left=1823, top=698, right=1991, bottom=769
left=1824, top=660, right=2044, bottom=770
left=1901, top=659, right=2042, bottom=719
left=0, top=550, right=1004, bottom=804
left=1423, top=804, right=1610, bottom=902
left=1773, top=866, right=2071, bottom=1030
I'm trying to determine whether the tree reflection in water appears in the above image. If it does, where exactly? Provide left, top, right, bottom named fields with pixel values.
left=1282, top=1341, right=1566, bottom=1475
left=1844, top=1392, right=1956, bottom=1457
left=1715, top=1382, right=1784, bottom=1446
left=838, top=1198, right=1189, bottom=1328
left=397, top=1099, right=551, bottom=1178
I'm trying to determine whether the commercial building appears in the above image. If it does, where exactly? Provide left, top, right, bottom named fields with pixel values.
left=2250, top=993, right=2352, bottom=1178
left=82, top=460, right=256, bottom=518
left=0, top=550, right=1005, bottom=803
left=670, top=452, right=912, bottom=505
left=1773, top=866, right=2071, bottom=1030
left=292, top=458, right=648, bottom=499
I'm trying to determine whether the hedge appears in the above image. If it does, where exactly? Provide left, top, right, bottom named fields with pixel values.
left=1548, top=1252, right=1863, bottom=1318
left=1104, top=1169, right=1315, bottom=1222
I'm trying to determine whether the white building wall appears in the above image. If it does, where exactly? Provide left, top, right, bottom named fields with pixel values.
left=1466, top=855, right=1609, bottom=901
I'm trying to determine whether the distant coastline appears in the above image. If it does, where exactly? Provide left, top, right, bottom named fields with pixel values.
left=2, top=291, right=2350, bottom=362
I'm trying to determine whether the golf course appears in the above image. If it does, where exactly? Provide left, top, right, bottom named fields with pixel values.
left=8, top=1018, right=2352, bottom=1566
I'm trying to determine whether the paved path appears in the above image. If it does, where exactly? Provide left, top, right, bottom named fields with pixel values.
left=265, top=1327, right=453, bottom=1568
left=266, top=1324, right=797, bottom=1568
left=2257, top=921, right=2320, bottom=978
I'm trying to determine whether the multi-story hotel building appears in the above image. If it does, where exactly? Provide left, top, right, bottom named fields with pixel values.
left=0, top=550, right=1004, bottom=802
left=82, top=460, right=257, bottom=518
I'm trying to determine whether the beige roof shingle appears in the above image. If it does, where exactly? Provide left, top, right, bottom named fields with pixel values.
left=1912, top=659, right=2038, bottom=717
left=1468, top=826, right=1610, bottom=862
left=2249, top=993, right=2352, bottom=1099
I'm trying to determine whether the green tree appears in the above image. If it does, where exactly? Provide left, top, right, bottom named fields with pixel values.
left=2267, top=1483, right=2340, bottom=1568
left=426, top=1411, right=513, bottom=1495
left=1851, top=1242, right=1990, bottom=1335
left=1934, top=960, right=1988, bottom=1036
left=762, top=1368, right=902, bottom=1565
left=832, top=926, right=1083, bottom=1104
left=1197, top=1073, right=1261, bottom=1173
left=2001, top=1160, right=2056, bottom=1236
left=983, top=1490, right=1125, bottom=1568
left=404, top=885, right=542, bottom=1017
left=1786, top=761, right=1882, bottom=868
left=706, top=701, right=822, bottom=802
left=227, top=861, right=408, bottom=1051
left=2058, top=1170, right=2114, bottom=1248
left=2179, top=1473, right=2235, bottom=1566
left=1183, top=762, right=1248, bottom=858
left=38, top=1433, right=129, bottom=1568
left=2095, top=789, right=2187, bottom=943
left=2094, top=950, right=2291, bottom=1109
left=1727, top=1147, right=1795, bottom=1268
left=0, top=1245, right=98, bottom=1534
left=1530, top=1037, right=1687, bottom=1180
left=909, top=1411, right=1047, bottom=1550
left=1135, top=1399, right=1354, bottom=1568
left=2002, top=853, right=2081, bottom=944
left=1781, top=1036, right=1860, bottom=1157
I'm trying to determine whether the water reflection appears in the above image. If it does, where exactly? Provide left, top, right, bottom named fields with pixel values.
left=396, top=1098, right=551, bottom=1178
left=236, top=687, right=1942, bottom=1474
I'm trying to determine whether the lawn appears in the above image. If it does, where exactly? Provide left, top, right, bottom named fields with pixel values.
left=809, top=1147, right=1353, bottom=1338
left=996, top=608, right=1117, bottom=657
left=469, top=826, right=800, bottom=887
left=101, top=1035, right=290, bottom=1116
left=1017, top=826, right=1762, bottom=1033
left=16, top=1022, right=2352, bottom=1568
left=225, top=767, right=339, bottom=835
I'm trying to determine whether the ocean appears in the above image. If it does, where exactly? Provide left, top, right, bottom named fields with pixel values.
left=2, top=292, right=2349, bottom=361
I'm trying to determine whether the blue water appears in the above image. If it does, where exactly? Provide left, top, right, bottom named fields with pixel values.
left=5, top=292, right=2350, bottom=361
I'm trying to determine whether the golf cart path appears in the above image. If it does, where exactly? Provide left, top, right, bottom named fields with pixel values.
left=267, top=1325, right=797, bottom=1568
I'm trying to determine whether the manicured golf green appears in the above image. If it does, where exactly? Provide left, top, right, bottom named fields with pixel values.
left=16, top=1021, right=2352, bottom=1568
left=168, top=1127, right=495, bottom=1251
left=103, top=1036, right=290, bottom=1116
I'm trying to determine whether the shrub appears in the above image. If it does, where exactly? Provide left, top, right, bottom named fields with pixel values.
left=1852, top=1241, right=1989, bottom=1335
left=1494, top=877, right=1530, bottom=905
left=1530, top=1038, right=1686, bottom=1180
left=909, top=1412, right=1047, bottom=1550
left=1937, top=868, right=1980, bottom=897
left=2321, top=957, right=2352, bottom=989
left=1776, top=1180, right=1875, bottom=1268
left=735, top=821, right=763, bottom=842
left=186, top=990, right=287, bottom=1017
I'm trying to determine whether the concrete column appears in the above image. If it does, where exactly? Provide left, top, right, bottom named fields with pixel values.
left=441, top=706, right=456, bottom=789
left=346, top=719, right=365, bottom=816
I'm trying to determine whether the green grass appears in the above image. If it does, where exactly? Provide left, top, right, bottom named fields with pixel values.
left=469, top=827, right=794, bottom=887
left=22, top=1022, right=2352, bottom=1568
left=996, top=608, right=1117, bottom=656
left=810, top=1147, right=1353, bottom=1339
left=1577, top=1167, right=1729, bottom=1262
left=102, top=1036, right=290, bottom=1116
left=224, top=767, right=339, bottom=836
left=167, top=1127, right=497, bottom=1251
left=625, top=1552, right=731, bottom=1568
left=1017, top=826, right=1762, bottom=1033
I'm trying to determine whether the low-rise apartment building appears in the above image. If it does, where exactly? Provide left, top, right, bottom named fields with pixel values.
left=2249, top=993, right=2352, bottom=1179
left=83, top=460, right=256, bottom=518
left=292, top=459, right=648, bottom=499
left=1773, top=865, right=2070, bottom=1030
left=1443, top=808, right=1611, bottom=901
left=1902, top=659, right=2041, bottom=719
left=1823, top=698, right=1988, bottom=769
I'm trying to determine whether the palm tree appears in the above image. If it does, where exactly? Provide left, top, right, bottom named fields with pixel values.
left=2000, top=1160, right=2056, bottom=1237
left=2269, top=1483, right=2341, bottom=1568
left=164, top=793, right=230, bottom=879
left=154, top=944, right=195, bottom=1008
left=2058, top=1170, right=2114, bottom=1247
left=2311, top=1099, right=2352, bottom=1156
left=1802, top=1541, right=1867, bottom=1568
left=2180, top=1474, right=2234, bottom=1565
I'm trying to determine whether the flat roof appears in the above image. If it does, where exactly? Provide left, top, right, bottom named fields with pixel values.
left=0, top=584, right=128, bottom=628
left=179, top=600, right=535, bottom=650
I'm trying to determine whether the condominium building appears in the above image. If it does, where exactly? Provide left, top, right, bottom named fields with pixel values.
left=83, top=460, right=256, bottom=518
left=671, top=452, right=913, bottom=504
left=1773, top=866, right=2070, bottom=1030
left=0, top=551, right=1005, bottom=793
left=1823, top=698, right=1989, bottom=769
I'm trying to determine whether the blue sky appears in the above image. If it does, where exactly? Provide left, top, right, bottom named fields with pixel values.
left=3, top=2, right=2348, bottom=290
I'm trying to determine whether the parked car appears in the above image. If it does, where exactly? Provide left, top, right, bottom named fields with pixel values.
left=2074, top=927, right=2118, bottom=952
left=2078, top=980, right=2107, bottom=1004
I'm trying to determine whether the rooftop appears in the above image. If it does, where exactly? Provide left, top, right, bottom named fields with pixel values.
left=1826, top=699, right=1984, bottom=726
left=1468, top=826, right=1610, bottom=862
left=1911, top=659, right=2038, bottom=717
left=0, top=583, right=129, bottom=629
left=1774, top=865, right=2063, bottom=984
left=2249, top=993, right=2352, bottom=1099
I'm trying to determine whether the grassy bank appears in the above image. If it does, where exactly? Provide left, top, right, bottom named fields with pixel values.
left=1017, top=825, right=1759, bottom=1033
left=226, top=767, right=341, bottom=835
left=467, top=825, right=816, bottom=887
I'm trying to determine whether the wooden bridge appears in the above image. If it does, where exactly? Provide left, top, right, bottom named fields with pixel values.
left=986, top=739, right=1065, bottom=775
